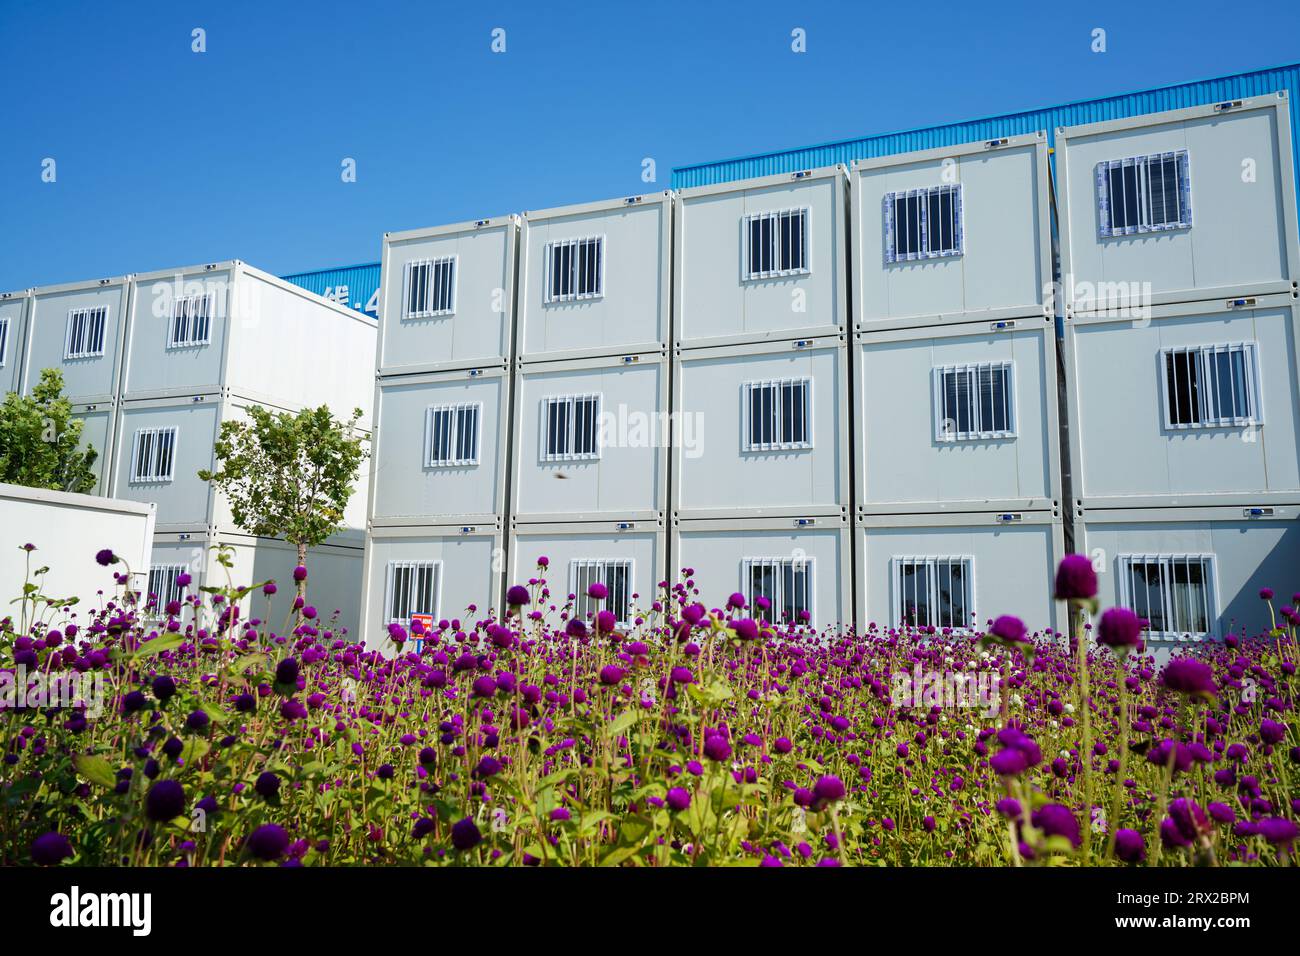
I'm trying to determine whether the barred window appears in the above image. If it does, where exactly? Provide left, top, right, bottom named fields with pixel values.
left=743, top=208, right=809, bottom=280
left=1162, top=343, right=1261, bottom=428
left=1097, top=150, right=1192, bottom=237
left=65, top=306, right=107, bottom=359
left=425, top=403, right=481, bottom=467
left=0, top=316, right=9, bottom=367
left=130, top=427, right=177, bottom=482
left=742, top=378, right=812, bottom=451
left=744, top=557, right=814, bottom=625
left=934, top=362, right=1015, bottom=441
left=148, top=564, right=188, bottom=610
left=894, top=556, right=975, bottom=630
left=545, top=236, right=603, bottom=303
left=385, top=561, right=442, bottom=624
left=1118, top=554, right=1214, bottom=640
left=571, top=558, right=633, bottom=626
left=542, top=393, right=601, bottom=461
left=884, top=185, right=963, bottom=263
left=403, top=257, right=457, bottom=318
left=168, top=293, right=214, bottom=348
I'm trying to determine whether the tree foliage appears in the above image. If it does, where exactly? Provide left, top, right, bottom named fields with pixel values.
left=0, top=368, right=98, bottom=493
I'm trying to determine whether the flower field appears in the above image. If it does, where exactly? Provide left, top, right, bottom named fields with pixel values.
left=2, top=546, right=1297, bottom=868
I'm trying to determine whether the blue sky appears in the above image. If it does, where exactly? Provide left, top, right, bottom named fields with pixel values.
left=2, top=0, right=1298, bottom=289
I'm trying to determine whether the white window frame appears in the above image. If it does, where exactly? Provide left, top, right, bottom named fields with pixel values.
left=884, top=184, right=964, bottom=263
left=932, top=361, right=1017, bottom=442
left=741, top=377, right=813, bottom=452
left=1160, top=342, right=1263, bottom=430
left=743, top=556, right=815, bottom=626
left=570, top=558, right=635, bottom=627
left=402, top=256, right=458, bottom=319
left=130, top=426, right=178, bottom=483
left=892, top=555, right=976, bottom=631
left=64, top=306, right=108, bottom=360
left=742, top=207, right=811, bottom=280
left=1117, top=554, right=1216, bottom=642
left=384, top=560, right=443, bottom=625
left=147, top=564, right=188, bottom=611
left=544, top=235, right=605, bottom=304
left=1097, top=149, right=1192, bottom=237
left=540, top=393, right=602, bottom=462
left=167, top=292, right=215, bottom=349
left=424, top=402, right=482, bottom=467
left=0, top=315, right=9, bottom=367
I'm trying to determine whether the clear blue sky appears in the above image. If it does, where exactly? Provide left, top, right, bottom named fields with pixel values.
left=2, top=0, right=1298, bottom=289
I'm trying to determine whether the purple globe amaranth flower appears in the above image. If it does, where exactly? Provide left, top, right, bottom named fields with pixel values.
left=991, top=747, right=1028, bottom=776
left=274, top=657, right=299, bottom=686
left=989, top=615, right=1028, bottom=645
left=1097, top=607, right=1142, bottom=649
left=1257, top=816, right=1298, bottom=847
left=1114, top=828, right=1146, bottom=863
left=995, top=797, right=1022, bottom=818
left=1260, top=719, right=1287, bottom=745
left=536, top=555, right=549, bottom=568
left=774, top=736, right=792, bottom=754
left=666, top=787, right=691, bottom=811
left=185, top=710, right=210, bottom=732
left=473, top=756, right=502, bottom=779
left=703, top=735, right=732, bottom=762
left=599, top=665, right=625, bottom=685
left=811, top=775, right=846, bottom=810
left=595, top=610, right=617, bottom=634
left=450, top=817, right=482, bottom=851
left=1032, top=804, right=1081, bottom=848
left=564, top=618, right=587, bottom=639
left=292, top=565, right=308, bottom=583
left=31, top=832, right=73, bottom=866
left=262, top=581, right=277, bottom=596
left=1207, top=802, right=1236, bottom=825
left=727, top=592, right=747, bottom=610
left=472, top=675, right=498, bottom=698
left=1160, top=817, right=1192, bottom=849
left=1168, top=797, right=1210, bottom=842
left=247, top=823, right=290, bottom=861
left=1162, top=658, right=1217, bottom=698
left=729, top=618, right=759, bottom=641
left=1054, top=554, right=1098, bottom=601
left=151, top=675, right=176, bottom=702
left=254, top=771, right=280, bottom=799
left=95, top=549, right=117, bottom=567
left=1260, top=587, right=1275, bottom=600
left=586, top=581, right=608, bottom=601
left=681, top=603, right=706, bottom=626
left=505, top=585, right=530, bottom=607
left=144, top=779, right=186, bottom=822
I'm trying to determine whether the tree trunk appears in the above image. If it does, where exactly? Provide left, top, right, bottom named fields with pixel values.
left=296, top=541, right=308, bottom=627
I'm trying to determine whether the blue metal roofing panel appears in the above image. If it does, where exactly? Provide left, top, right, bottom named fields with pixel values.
left=671, top=63, right=1300, bottom=192
left=282, top=262, right=381, bottom=317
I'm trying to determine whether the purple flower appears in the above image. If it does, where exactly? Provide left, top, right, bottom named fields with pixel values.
left=565, top=618, right=588, bottom=639
left=1162, top=659, right=1217, bottom=698
left=292, top=565, right=308, bottom=583
left=727, top=592, right=747, bottom=610
left=703, top=735, right=732, bottom=762
left=151, top=675, right=177, bottom=702
left=1114, top=828, right=1146, bottom=863
left=473, top=756, right=502, bottom=779
left=1258, top=817, right=1298, bottom=847
left=599, top=665, right=625, bottom=685
left=145, top=779, right=186, bottom=822
left=506, top=585, right=530, bottom=607
left=729, top=618, right=759, bottom=641
left=990, top=615, right=1027, bottom=644
left=595, top=610, right=617, bottom=634
left=811, top=775, right=846, bottom=809
left=450, top=817, right=482, bottom=851
left=31, top=832, right=73, bottom=866
left=1260, top=719, right=1287, bottom=745
left=95, top=549, right=117, bottom=566
left=1032, top=804, right=1081, bottom=848
left=666, top=787, right=691, bottom=811
left=274, top=657, right=299, bottom=685
left=1097, top=607, right=1142, bottom=648
left=263, top=582, right=278, bottom=596
left=1260, top=587, right=1275, bottom=600
left=254, top=771, right=280, bottom=799
left=1054, top=554, right=1098, bottom=600
left=472, top=675, right=498, bottom=698
left=247, top=824, right=290, bottom=861
left=586, top=581, right=608, bottom=601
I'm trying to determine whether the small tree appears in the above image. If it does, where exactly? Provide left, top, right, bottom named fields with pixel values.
left=199, top=404, right=367, bottom=611
left=0, top=368, right=98, bottom=493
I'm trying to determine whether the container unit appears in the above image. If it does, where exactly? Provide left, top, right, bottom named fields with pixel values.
left=510, top=351, right=668, bottom=523
left=850, top=132, right=1054, bottom=332
left=1055, top=93, right=1299, bottom=315
left=854, top=510, right=1063, bottom=634
left=71, top=398, right=117, bottom=494
left=516, top=192, right=672, bottom=363
left=22, top=275, right=131, bottom=404
left=377, top=216, right=519, bottom=376
left=673, top=165, right=849, bottom=350
left=1076, top=503, right=1300, bottom=645
left=672, top=513, right=852, bottom=630
left=0, top=289, right=30, bottom=395
left=508, top=517, right=667, bottom=630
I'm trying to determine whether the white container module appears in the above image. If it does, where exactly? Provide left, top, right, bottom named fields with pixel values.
left=0, top=290, right=30, bottom=395
left=22, top=275, right=131, bottom=403
left=71, top=399, right=117, bottom=494
left=674, top=165, right=848, bottom=349
left=673, top=513, right=852, bottom=629
left=674, top=335, right=850, bottom=519
left=378, top=216, right=519, bottom=375
left=508, top=518, right=667, bottom=628
left=123, top=261, right=376, bottom=419
left=1055, top=93, right=1300, bottom=313
left=855, top=317, right=1061, bottom=513
left=517, top=192, right=672, bottom=362
left=850, top=132, right=1053, bottom=330
left=1062, top=294, right=1300, bottom=509
left=360, top=522, right=504, bottom=648
left=367, top=365, right=510, bottom=526
left=511, top=351, right=669, bottom=522
left=1078, top=503, right=1300, bottom=644
left=854, top=510, right=1063, bottom=634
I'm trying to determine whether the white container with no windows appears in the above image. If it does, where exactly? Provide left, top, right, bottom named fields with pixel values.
left=0, top=289, right=30, bottom=396
left=674, top=165, right=848, bottom=349
left=1055, top=93, right=1300, bottom=312
left=850, top=132, right=1054, bottom=330
left=22, top=275, right=131, bottom=404
left=517, top=192, right=672, bottom=362
left=70, top=398, right=117, bottom=495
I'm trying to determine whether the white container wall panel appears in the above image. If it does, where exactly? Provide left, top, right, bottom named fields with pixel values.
left=856, top=320, right=1061, bottom=512
left=379, top=217, right=518, bottom=374
left=368, top=369, right=508, bottom=524
left=674, top=516, right=851, bottom=630
left=23, top=277, right=131, bottom=403
left=121, top=266, right=234, bottom=401
left=512, top=354, right=668, bottom=521
left=111, top=396, right=220, bottom=529
left=0, top=292, right=29, bottom=395
left=855, top=511, right=1063, bottom=634
left=674, top=166, right=848, bottom=348
left=509, top=519, right=666, bottom=628
left=1064, top=296, right=1300, bottom=507
left=1079, top=505, right=1300, bottom=645
left=361, top=524, right=505, bottom=649
left=71, top=401, right=116, bottom=495
left=1056, top=94, right=1300, bottom=312
left=851, top=133, right=1052, bottom=329
left=675, top=338, right=850, bottom=517
left=517, top=193, right=671, bottom=361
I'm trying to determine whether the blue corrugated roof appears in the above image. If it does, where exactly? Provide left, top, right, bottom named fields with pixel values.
left=282, top=261, right=380, bottom=317
left=672, top=63, right=1300, bottom=190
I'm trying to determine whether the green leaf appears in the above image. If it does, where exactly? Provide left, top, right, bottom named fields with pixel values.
left=134, top=630, right=184, bottom=658
left=608, top=710, right=638, bottom=738
left=73, top=753, right=117, bottom=788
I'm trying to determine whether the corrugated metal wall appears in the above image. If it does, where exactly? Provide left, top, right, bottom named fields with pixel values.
left=282, top=262, right=381, bottom=317
left=671, top=63, right=1300, bottom=193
